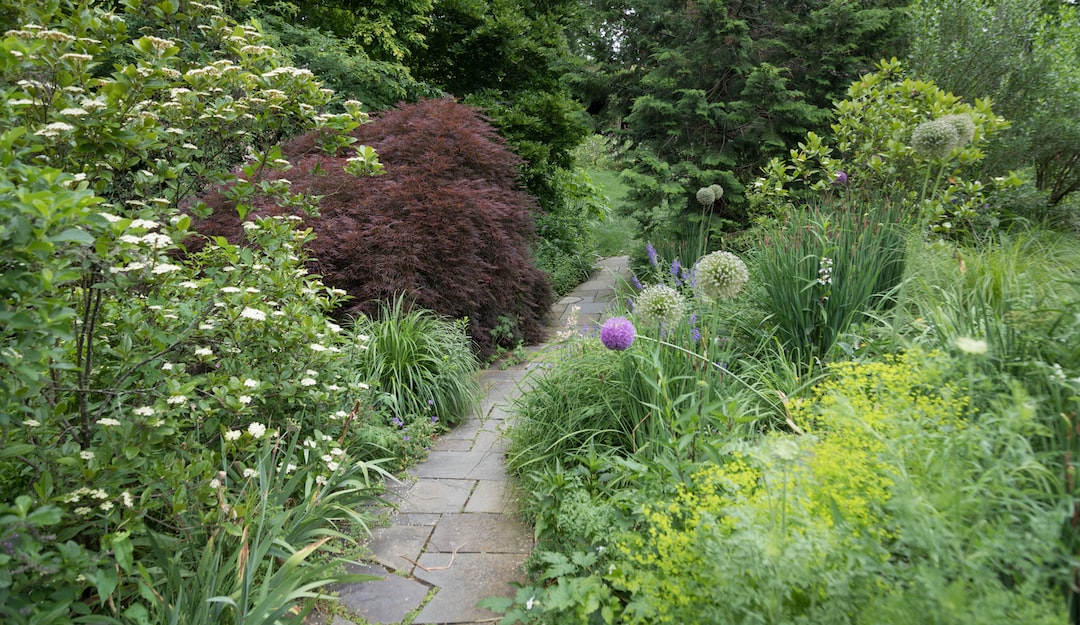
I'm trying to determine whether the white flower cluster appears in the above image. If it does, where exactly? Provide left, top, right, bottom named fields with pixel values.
left=635, top=284, right=687, bottom=325
left=694, top=251, right=749, bottom=301
left=817, top=257, right=834, bottom=287
left=911, top=114, right=975, bottom=160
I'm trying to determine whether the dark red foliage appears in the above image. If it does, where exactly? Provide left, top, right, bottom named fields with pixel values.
left=193, top=98, right=554, bottom=358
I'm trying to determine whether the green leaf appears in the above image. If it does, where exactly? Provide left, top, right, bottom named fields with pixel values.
left=111, top=532, right=134, bottom=572
left=25, top=504, right=62, bottom=526
left=92, top=566, right=118, bottom=604
left=49, top=227, right=94, bottom=244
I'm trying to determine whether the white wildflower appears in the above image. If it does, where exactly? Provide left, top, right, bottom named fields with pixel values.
left=239, top=307, right=266, bottom=321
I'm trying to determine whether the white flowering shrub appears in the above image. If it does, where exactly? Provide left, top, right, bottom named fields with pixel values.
left=0, top=1, right=395, bottom=622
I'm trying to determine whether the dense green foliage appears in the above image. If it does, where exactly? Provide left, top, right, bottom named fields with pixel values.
left=499, top=349, right=1070, bottom=623
left=498, top=46, right=1080, bottom=623
left=0, top=2, right=475, bottom=622
left=909, top=0, right=1080, bottom=209
left=498, top=228, right=1080, bottom=624
left=566, top=0, right=908, bottom=241
left=6, top=0, right=1080, bottom=622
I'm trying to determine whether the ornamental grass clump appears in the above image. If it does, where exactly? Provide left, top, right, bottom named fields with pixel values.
left=694, top=250, right=749, bottom=301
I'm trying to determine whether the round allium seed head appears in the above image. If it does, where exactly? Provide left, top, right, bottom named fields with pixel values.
left=634, top=284, right=687, bottom=325
left=940, top=113, right=975, bottom=147
left=694, top=251, right=749, bottom=300
left=600, top=316, right=636, bottom=351
left=708, top=184, right=724, bottom=200
left=911, top=118, right=960, bottom=159
left=696, top=186, right=716, bottom=206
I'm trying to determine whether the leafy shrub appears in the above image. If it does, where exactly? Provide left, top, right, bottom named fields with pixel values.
left=749, top=59, right=1022, bottom=239
left=468, top=91, right=600, bottom=296
left=0, top=1, right=400, bottom=621
left=531, top=167, right=605, bottom=296
left=909, top=0, right=1080, bottom=209
left=195, top=98, right=554, bottom=359
left=348, top=295, right=480, bottom=428
left=255, top=10, right=439, bottom=111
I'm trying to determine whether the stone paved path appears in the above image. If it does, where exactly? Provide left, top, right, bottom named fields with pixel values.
left=321, top=257, right=631, bottom=625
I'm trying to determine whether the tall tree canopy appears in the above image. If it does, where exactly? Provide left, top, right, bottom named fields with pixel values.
left=567, top=0, right=908, bottom=239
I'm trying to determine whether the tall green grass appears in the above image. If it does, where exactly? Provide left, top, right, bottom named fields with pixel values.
left=348, top=295, right=480, bottom=427
left=137, top=436, right=390, bottom=624
left=754, top=196, right=909, bottom=367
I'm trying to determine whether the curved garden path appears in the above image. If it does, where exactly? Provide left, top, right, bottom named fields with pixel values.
left=318, top=257, right=631, bottom=625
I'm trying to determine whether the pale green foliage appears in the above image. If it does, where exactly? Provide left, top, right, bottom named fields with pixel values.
left=909, top=0, right=1080, bottom=207
left=749, top=59, right=1022, bottom=238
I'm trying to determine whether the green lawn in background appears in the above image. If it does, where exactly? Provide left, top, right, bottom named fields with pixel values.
left=585, top=168, right=638, bottom=256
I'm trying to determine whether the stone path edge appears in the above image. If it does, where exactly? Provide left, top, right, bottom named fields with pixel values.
left=310, top=256, right=632, bottom=625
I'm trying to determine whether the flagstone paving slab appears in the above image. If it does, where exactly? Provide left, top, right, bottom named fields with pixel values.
left=408, top=450, right=509, bottom=481
left=464, top=480, right=518, bottom=514
left=333, top=257, right=629, bottom=625
left=411, top=553, right=529, bottom=624
left=336, top=563, right=430, bottom=624
left=363, top=524, right=434, bottom=573
left=426, top=513, right=534, bottom=554
left=396, top=478, right=474, bottom=514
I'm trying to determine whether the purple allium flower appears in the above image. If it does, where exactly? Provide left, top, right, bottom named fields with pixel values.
left=833, top=170, right=848, bottom=185
left=600, top=316, right=636, bottom=351
left=646, top=243, right=658, bottom=269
